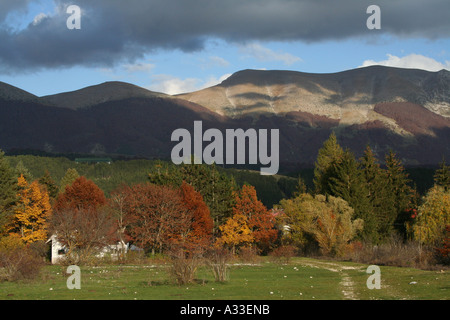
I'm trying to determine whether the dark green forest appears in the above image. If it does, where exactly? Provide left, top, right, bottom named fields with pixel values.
left=3, top=153, right=436, bottom=209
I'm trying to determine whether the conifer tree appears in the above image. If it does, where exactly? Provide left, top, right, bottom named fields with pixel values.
left=327, top=150, right=375, bottom=241
left=15, top=160, right=33, bottom=181
left=59, top=168, right=80, bottom=193
left=434, top=158, right=450, bottom=191
left=39, top=170, right=59, bottom=200
left=0, top=150, right=17, bottom=234
left=313, top=132, right=344, bottom=195
left=360, top=146, right=395, bottom=242
left=385, top=150, right=414, bottom=236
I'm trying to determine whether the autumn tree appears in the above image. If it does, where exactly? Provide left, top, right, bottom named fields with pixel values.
left=179, top=181, right=214, bottom=246
left=412, top=186, right=450, bottom=246
left=279, top=193, right=316, bottom=251
left=54, top=176, right=107, bottom=211
left=216, top=185, right=277, bottom=253
left=50, top=177, right=112, bottom=264
left=50, top=207, right=116, bottom=265
left=148, top=162, right=236, bottom=231
left=8, top=175, right=52, bottom=243
left=280, top=193, right=363, bottom=257
left=121, top=183, right=189, bottom=255
left=233, top=184, right=277, bottom=251
left=216, top=213, right=253, bottom=254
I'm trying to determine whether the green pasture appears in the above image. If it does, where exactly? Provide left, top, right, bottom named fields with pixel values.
left=0, top=257, right=447, bottom=300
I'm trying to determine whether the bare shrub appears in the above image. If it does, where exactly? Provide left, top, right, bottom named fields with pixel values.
left=238, top=246, right=260, bottom=264
left=205, top=247, right=233, bottom=282
left=346, top=235, right=439, bottom=269
left=50, top=207, right=116, bottom=266
left=167, top=246, right=204, bottom=285
left=269, top=245, right=297, bottom=264
left=0, top=247, right=44, bottom=282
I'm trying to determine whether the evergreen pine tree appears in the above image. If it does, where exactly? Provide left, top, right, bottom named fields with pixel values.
left=59, top=168, right=80, bottom=193
left=181, top=163, right=236, bottom=231
left=15, top=160, right=33, bottom=181
left=360, top=146, right=395, bottom=242
left=327, top=149, right=376, bottom=242
left=148, top=161, right=183, bottom=187
left=39, top=170, right=59, bottom=199
left=313, top=132, right=344, bottom=195
left=385, top=150, right=414, bottom=236
left=0, top=151, right=18, bottom=234
left=434, top=157, right=450, bottom=191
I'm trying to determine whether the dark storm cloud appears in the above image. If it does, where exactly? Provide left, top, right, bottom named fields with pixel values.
left=0, top=0, right=31, bottom=23
left=0, top=0, right=449, bottom=73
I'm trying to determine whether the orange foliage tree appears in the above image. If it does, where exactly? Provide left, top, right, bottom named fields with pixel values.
left=9, top=175, right=52, bottom=243
left=234, top=185, right=277, bottom=250
left=120, top=183, right=190, bottom=255
left=179, top=181, right=214, bottom=246
left=54, top=176, right=107, bottom=211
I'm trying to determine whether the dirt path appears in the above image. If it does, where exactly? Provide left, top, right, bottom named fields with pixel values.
left=297, top=259, right=365, bottom=300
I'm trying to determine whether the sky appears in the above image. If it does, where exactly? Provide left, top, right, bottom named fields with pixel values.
left=0, top=0, right=449, bottom=97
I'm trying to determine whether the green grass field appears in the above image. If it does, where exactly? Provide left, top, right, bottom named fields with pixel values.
left=0, top=257, right=447, bottom=300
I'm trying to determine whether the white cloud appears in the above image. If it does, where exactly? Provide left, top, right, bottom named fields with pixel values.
left=239, top=42, right=302, bottom=66
left=32, top=13, right=47, bottom=26
left=360, top=53, right=450, bottom=72
left=148, top=73, right=232, bottom=95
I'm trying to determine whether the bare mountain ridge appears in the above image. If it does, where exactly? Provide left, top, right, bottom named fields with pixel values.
left=178, top=66, right=450, bottom=126
left=0, top=66, right=449, bottom=168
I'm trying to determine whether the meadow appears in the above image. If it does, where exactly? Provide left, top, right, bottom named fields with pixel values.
left=0, top=257, right=447, bottom=301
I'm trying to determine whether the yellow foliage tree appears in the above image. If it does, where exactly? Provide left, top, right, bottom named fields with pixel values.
left=9, top=175, right=52, bottom=243
left=216, top=213, right=253, bottom=254
left=413, top=186, right=450, bottom=245
left=280, top=193, right=363, bottom=256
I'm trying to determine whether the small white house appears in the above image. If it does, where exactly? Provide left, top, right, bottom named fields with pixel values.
left=46, top=234, right=129, bottom=264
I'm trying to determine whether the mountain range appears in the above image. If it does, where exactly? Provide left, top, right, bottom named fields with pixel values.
left=1, top=65, right=449, bottom=172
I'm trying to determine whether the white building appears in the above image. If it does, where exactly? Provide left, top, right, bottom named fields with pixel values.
left=46, top=234, right=129, bottom=264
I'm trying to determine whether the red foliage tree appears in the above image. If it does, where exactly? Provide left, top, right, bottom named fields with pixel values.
left=121, top=183, right=189, bottom=254
left=54, top=176, right=107, bottom=211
